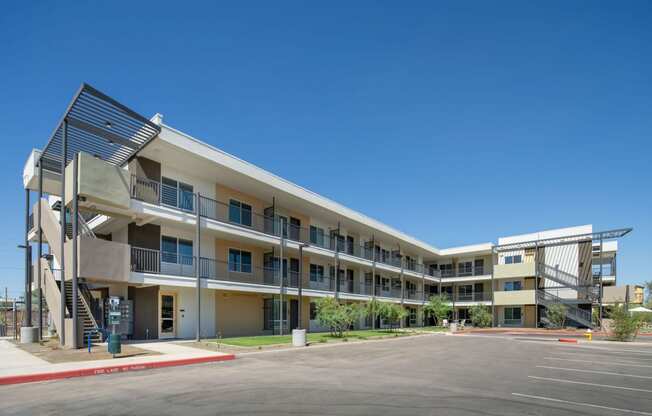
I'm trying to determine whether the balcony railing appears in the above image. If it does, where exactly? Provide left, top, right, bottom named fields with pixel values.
left=130, top=175, right=434, bottom=276
left=427, top=291, right=491, bottom=302
left=439, top=266, right=488, bottom=279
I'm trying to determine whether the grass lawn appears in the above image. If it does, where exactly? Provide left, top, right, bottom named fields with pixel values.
left=208, top=328, right=431, bottom=348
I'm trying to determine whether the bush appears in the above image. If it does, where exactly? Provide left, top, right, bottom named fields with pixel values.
left=315, top=297, right=365, bottom=337
left=469, top=305, right=492, bottom=327
left=377, top=302, right=407, bottom=331
left=546, top=303, right=567, bottom=328
left=608, top=304, right=643, bottom=342
left=423, top=295, right=452, bottom=326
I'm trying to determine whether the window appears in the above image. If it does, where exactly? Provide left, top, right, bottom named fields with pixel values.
left=346, top=236, right=354, bottom=255
left=458, top=285, right=473, bottom=300
left=309, top=302, right=317, bottom=320
left=229, top=199, right=252, bottom=227
left=504, top=255, right=522, bottom=264
left=161, top=177, right=178, bottom=207
left=439, top=263, right=453, bottom=277
left=161, top=236, right=193, bottom=265
left=310, top=226, right=325, bottom=247
left=309, top=264, right=324, bottom=282
left=228, top=249, right=252, bottom=273
left=381, top=278, right=390, bottom=291
left=161, top=177, right=194, bottom=211
left=504, top=307, right=522, bottom=322
left=458, top=261, right=473, bottom=276
left=474, top=259, right=484, bottom=275
left=504, top=281, right=522, bottom=291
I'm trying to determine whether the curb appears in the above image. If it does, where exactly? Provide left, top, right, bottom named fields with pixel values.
left=558, top=338, right=578, bottom=343
left=0, top=354, right=235, bottom=386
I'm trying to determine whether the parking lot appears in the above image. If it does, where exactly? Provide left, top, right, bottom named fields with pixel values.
left=1, top=333, right=651, bottom=415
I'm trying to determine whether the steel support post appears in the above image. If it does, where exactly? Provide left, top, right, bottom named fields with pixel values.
left=278, top=218, right=284, bottom=335
left=371, top=236, right=376, bottom=329
left=59, top=119, right=67, bottom=347
left=196, top=192, right=201, bottom=341
left=37, top=163, right=43, bottom=340
left=71, top=153, right=79, bottom=348
left=599, top=237, right=604, bottom=326
left=24, top=189, right=32, bottom=328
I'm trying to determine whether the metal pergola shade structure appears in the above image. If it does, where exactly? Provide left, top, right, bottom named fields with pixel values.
left=30, top=83, right=160, bottom=348
left=38, top=83, right=161, bottom=172
left=492, top=228, right=633, bottom=253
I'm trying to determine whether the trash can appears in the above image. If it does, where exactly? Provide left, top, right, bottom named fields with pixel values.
left=292, top=329, right=306, bottom=347
left=108, top=333, right=121, bottom=355
left=449, top=322, right=458, bottom=333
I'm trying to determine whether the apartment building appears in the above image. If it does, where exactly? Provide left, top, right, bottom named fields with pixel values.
left=21, top=84, right=632, bottom=347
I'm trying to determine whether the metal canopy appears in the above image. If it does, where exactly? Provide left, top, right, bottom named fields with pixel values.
left=493, top=228, right=632, bottom=253
left=38, top=83, right=160, bottom=173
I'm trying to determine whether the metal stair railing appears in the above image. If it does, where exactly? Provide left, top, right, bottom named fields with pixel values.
left=537, top=263, right=580, bottom=289
left=537, top=289, right=593, bottom=327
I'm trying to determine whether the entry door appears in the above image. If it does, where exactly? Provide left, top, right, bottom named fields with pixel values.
left=290, top=299, right=299, bottom=330
left=159, top=292, right=176, bottom=339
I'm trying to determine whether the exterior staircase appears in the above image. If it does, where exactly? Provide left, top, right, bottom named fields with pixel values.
left=536, top=289, right=593, bottom=328
left=33, top=199, right=102, bottom=347
left=63, top=281, right=102, bottom=345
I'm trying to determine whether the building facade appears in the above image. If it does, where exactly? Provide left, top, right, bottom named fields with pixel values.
left=21, top=85, right=632, bottom=347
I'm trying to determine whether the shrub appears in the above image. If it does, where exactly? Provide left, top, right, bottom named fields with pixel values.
left=546, top=303, right=567, bottom=329
left=469, top=305, right=492, bottom=327
left=377, top=302, right=408, bottom=331
left=315, top=297, right=365, bottom=337
left=608, top=304, right=643, bottom=342
left=423, top=295, right=452, bottom=326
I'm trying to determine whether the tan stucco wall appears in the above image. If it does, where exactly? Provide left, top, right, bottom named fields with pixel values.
left=494, top=290, right=535, bottom=306
left=215, top=291, right=266, bottom=337
left=493, top=262, right=536, bottom=279
left=215, top=183, right=268, bottom=217
left=523, top=305, right=536, bottom=327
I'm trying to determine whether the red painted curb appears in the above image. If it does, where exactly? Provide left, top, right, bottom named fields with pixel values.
left=0, top=354, right=235, bottom=386
left=558, top=338, right=578, bottom=343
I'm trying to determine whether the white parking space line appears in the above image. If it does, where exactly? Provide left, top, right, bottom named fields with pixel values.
left=512, top=393, right=652, bottom=415
left=548, top=351, right=652, bottom=362
left=544, top=357, right=652, bottom=368
left=528, top=376, right=652, bottom=393
left=556, top=345, right=652, bottom=355
left=537, top=366, right=652, bottom=379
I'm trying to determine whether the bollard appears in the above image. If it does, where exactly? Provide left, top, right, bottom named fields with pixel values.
left=88, top=331, right=92, bottom=353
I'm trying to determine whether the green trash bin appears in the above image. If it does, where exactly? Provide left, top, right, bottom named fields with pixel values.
left=108, top=333, right=121, bottom=356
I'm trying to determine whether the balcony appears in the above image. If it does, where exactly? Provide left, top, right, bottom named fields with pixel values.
left=437, top=292, right=492, bottom=303
left=131, top=246, right=299, bottom=288
left=438, top=266, right=489, bottom=279
left=130, top=175, right=432, bottom=275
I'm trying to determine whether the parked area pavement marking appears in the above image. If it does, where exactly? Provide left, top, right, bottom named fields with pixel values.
left=527, top=376, right=652, bottom=393
left=511, top=393, right=652, bottom=415
left=543, top=356, right=652, bottom=368
left=547, top=351, right=652, bottom=362
left=536, top=365, right=652, bottom=379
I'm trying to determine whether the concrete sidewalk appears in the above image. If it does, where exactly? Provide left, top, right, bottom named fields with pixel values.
left=0, top=340, right=234, bottom=385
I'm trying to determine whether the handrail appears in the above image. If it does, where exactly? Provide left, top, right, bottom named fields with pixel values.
left=537, top=290, right=592, bottom=325
left=77, top=283, right=100, bottom=330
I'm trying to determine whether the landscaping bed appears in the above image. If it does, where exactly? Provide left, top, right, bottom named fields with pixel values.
left=178, top=327, right=444, bottom=353
left=15, top=338, right=159, bottom=363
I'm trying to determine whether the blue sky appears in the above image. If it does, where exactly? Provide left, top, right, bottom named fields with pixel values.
left=0, top=2, right=650, bottom=297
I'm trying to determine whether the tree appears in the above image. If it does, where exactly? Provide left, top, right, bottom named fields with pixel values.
left=546, top=303, right=567, bottom=329
left=423, top=295, right=452, bottom=326
left=608, top=303, right=643, bottom=342
left=315, top=297, right=364, bottom=337
left=468, top=305, right=492, bottom=327
left=377, top=302, right=407, bottom=331
left=644, top=280, right=652, bottom=308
